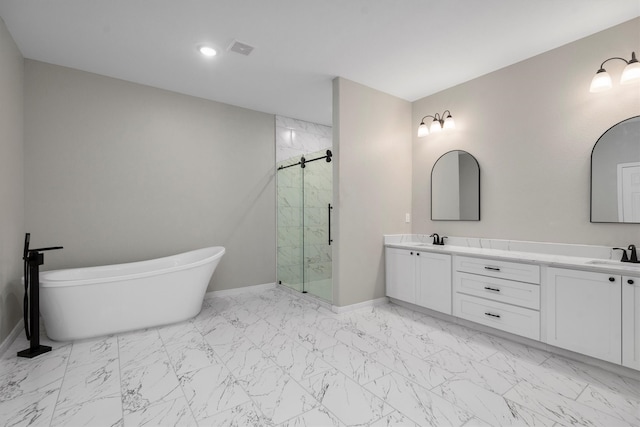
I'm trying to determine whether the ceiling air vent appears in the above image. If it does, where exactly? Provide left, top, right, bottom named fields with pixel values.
left=228, top=40, right=254, bottom=56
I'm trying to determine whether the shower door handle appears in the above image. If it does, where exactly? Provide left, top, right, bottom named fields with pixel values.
left=328, top=203, right=333, bottom=245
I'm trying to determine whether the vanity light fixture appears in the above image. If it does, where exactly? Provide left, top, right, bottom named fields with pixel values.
left=417, top=110, right=455, bottom=137
left=590, top=51, right=640, bottom=92
left=198, top=45, right=217, bottom=57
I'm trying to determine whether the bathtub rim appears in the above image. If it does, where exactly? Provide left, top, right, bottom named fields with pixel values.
left=39, top=246, right=225, bottom=288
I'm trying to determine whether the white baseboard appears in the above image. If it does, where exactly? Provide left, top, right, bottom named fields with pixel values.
left=205, top=282, right=276, bottom=298
left=331, top=297, right=389, bottom=314
left=0, top=319, right=24, bottom=357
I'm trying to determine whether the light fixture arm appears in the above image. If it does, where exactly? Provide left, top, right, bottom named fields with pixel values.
left=419, top=110, right=452, bottom=126
left=419, top=114, right=436, bottom=124
left=598, top=56, right=631, bottom=71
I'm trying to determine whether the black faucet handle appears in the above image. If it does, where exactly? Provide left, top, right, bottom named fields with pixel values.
left=628, top=244, right=638, bottom=263
left=440, top=236, right=448, bottom=245
left=614, top=248, right=629, bottom=262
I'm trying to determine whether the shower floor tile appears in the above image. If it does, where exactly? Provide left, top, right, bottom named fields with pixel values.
left=0, top=286, right=638, bottom=426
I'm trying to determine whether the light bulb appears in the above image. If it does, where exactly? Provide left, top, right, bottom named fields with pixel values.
left=417, top=123, right=429, bottom=137
left=443, top=115, right=455, bottom=130
left=621, top=61, right=640, bottom=85
left=430, top=119, right=442, bottom=133
left=590, top=69, right=612, bottom=92
left=198, top=45, right=217, bottom=57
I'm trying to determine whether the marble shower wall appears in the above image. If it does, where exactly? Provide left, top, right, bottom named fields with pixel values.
left=275, top=116, right=332, bottom=163
left=276, top=116, right=332, bottom=297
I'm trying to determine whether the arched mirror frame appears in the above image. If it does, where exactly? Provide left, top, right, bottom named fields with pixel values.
left=590, top=115, right=640, bottom=224
left=431, top=149, right=481, bottom=221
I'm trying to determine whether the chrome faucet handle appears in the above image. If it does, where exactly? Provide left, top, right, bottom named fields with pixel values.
left=613, top=247, right=629, bottom=262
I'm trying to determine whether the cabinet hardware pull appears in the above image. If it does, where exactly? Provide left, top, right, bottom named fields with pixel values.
left=608, top=277, right=615, bottom=282
left=484, top=266, right=501, bottom=271
left=417, top=253, right=420, bottom=256
left=484, top=312, right=501, bottom=318
left=483, top=286, right=500, bottom=292
left=410, top=252, right=413, bottom=255
left=628, top=279, right=635, bottom=285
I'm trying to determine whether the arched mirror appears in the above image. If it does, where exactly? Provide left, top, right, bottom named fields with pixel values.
left=591, top=116, right=640, bottom=223
left=431, top=150, right=480, bottom=221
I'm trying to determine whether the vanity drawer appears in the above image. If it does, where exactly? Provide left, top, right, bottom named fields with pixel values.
left=453, top=293, right=540, bottom=340
left=454, top=256, right=540, bottom=284
left=454, top=272, right=540, bottom=310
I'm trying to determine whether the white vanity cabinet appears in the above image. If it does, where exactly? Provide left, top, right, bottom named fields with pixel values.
left=546, top=268, right=622, bottom=364
left=415, top=251, right=452, bottom=314
left=385, top=247, right=416, bottom=303
left=384, top=236, right=640, bottom=371
left=385, top=247, right=452, bottom=314
left=623, top=275, right=640, bottom=370
left=453, top=256, right=541, bottom=340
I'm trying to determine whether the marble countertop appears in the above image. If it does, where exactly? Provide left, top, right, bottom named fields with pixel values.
left=384, top=235, right=640, bottom=276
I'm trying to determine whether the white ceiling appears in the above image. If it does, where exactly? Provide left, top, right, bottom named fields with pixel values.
left=1, top=1, right=638, bottom=125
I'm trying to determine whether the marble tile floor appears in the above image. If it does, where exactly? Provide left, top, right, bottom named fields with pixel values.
left=1, top=287, right=639, bottom=426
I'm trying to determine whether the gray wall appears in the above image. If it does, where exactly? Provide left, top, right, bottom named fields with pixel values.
left=0, top=18, right=24, bottom=344
left=412, top=17, right=640, bottom=247
left=24, top=61, right=276, bottom=291
left=333, top=77, right=412, bottom=306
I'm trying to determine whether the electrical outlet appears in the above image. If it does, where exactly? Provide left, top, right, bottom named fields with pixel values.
left=405, top=213, right=411, bottom=223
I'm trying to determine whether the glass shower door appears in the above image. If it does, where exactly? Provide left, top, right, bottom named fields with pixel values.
left=276, top=158, right=304, bottom=293
left=302, top=150, right=333, bottom=302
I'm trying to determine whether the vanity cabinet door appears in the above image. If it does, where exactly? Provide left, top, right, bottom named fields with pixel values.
left=623, top=275, right=640, bottom=370
left=546, top=268, right=621, bottom=364
left=385, top=248, right=416, bottom=303
left=416, top=252, right=452, bottom=314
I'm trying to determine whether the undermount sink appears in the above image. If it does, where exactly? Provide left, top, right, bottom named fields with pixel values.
left=586, top=259, right=640, bottom=268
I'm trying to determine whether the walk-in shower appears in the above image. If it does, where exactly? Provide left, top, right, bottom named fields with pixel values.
left=276, top=116, right=333, bottom=302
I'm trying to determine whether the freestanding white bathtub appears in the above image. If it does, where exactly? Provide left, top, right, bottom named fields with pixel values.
left=39, top=246, right=225, bottom=341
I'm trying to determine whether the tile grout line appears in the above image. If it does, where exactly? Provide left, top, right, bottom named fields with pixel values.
left=249, top=295, right=338, bottom=425
left=502, top=395, right=560, bottom=426
left=115, top=334, right=125, bottom=426
left=46, top=339, right=73, bottom=426
left=199, top=304, right=269, bottom=424
left=156, top=325, right=201, bottom=426
left=332, top=307, right=547, bottom=426
left=291, top=303, right=457, bottom=425
left=250, top=291, right=374, bottom=426
left=573, top=382, right=591, bottom=402
left=207, top=298, right=287, bottom=424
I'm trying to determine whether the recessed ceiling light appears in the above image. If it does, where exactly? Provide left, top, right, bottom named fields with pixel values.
left=198, top=45, right=217, bottom=57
